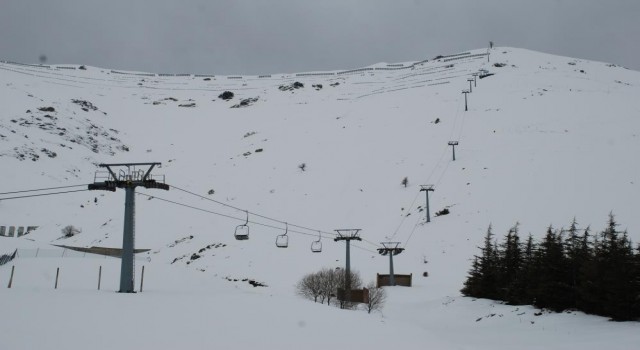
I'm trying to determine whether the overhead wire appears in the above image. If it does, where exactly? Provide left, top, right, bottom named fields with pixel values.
left=388, top=127, right=450, bottom=241
left=0, top=189, right=90, bottom=201
left=170, top=183, right=382, bottom=249
left=403, top=211, right=424, bottom=248
left=171, top=184, right=336, bottom=237
left=137, top=191, right=379, bottom=254
left=395, top=69, right=476, bottom=248
left=0, top=184, right=89, bottom=196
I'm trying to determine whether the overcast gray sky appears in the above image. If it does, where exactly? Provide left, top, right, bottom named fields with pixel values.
left=1, top=0, right=639, bottom=75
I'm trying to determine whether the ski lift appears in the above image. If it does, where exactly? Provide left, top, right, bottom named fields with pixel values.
left=276, top=222, right=289, bottom=248
left=311, top=231, right=322, bottom=253
left=234, top=210, right=250, bottom=241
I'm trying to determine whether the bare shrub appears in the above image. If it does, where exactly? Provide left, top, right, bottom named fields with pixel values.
left=365, top=282, right=387, bottom=314
left=61, top=225, right=81, bottom=237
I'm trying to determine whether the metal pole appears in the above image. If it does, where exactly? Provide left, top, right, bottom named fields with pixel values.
left=452, top=144, right=456, bottom=161
left=98, top=265, right=102, bottom=290
left=140, top=265, right=145, bottom=292
left=389, top=253, right=395, bottom=286
left=426, top=191, right=431, bottom=223
left=8, top=265, right=14, bottom=288
left=462, top=91, right=468, bottom=111
left=345, top=239, right=351, bottom=303
left=55, top=267, right=60, bottom=289
left=120, top=187, right=136, bottom=293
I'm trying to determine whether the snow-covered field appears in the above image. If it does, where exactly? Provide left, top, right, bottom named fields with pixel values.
left=1, top=47, right=639, bottom=349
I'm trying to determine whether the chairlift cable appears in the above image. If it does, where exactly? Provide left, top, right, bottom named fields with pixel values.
left=136, top=192, right=378, bottom=254
left=169, top=184, right=340, bottom=238
left=0, top=189, right=90, bottom=201
left=392, top=74, right=471, bottom=243
left=0, top=184, right=90, bottom=196
left=138, top=192, right=324, bottom=238
left=403, top=210, right=425, bottom=248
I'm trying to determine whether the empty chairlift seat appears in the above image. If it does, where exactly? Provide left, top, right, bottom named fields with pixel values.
left=276, top=223, right=289, bottom=248
left=311, top=231, right=322, bottom=253
left=234, top=211, right=250, bottom=241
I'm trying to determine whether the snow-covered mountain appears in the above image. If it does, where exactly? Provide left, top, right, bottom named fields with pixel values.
left=1, top=47, right=639, bottom=349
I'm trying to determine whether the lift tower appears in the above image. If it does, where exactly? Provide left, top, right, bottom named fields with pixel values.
left=420, top=185, right=435, bottom=223
left=448, top=141, right=459, bottom=161
left=89, top=163, right=169, bottom=293
left=334, top=229, right=362, bottom=303
left=462, top=90, right=470, bottom=111
left=378, top=242, right=405, bottom=286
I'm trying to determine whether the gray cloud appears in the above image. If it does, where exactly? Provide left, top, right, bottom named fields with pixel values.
left=1, top=0, right=638, bottom=75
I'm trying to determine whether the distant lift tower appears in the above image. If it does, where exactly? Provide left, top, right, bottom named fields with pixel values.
left=462, top=90, right=470, bottom=111
left=335, top=229, right=362, bottom=303
left=89, top=163, right=169, bottom=293
left=472, top=73, right=479, bottom=87
left=467, top=78, right=474, bottom=93
left=378, top=242, right=405, bottom=286
left=448, top=141, right=459, bottom=161
left=419, top=185, right=435, bottom=223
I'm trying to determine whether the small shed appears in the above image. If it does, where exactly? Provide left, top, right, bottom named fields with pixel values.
left=337, top=288, right=370, bottom=304
left=376, top=273, right=412, bottom=287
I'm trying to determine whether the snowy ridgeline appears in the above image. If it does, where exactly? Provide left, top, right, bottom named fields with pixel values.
left=1, top=47, right=640, bottom=349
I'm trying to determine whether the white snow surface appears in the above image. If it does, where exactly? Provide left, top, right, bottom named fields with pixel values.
left=1, top=47, right=639, bottom=349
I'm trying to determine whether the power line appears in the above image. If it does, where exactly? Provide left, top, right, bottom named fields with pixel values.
left=0, top=189, right=90, bottom=201
left=0, top=184, right=89, bottom=196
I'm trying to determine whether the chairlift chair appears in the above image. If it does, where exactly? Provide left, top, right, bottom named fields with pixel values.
left=311, top=231, right=322, bottom=253
left=276, top=223, right=289, bottom=248
left=234, top=210, right=250, bottom=241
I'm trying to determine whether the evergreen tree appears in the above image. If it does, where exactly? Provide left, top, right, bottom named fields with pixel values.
left=511, top=233, right=536, bottom=305
left=596, top=213, right=637, bottom=320
left=564, top=218, right=591, bottom=309
left=461, top=214, right=639, bottom=320
left=532, top=225, right=572, bottom=311
left=461, top=256, right=481, bottom=296
left=461, top=225, right=500, bottom=299
left=578, top=225, right=602, bottom=315
left=498, top=223, right=523, bottom=303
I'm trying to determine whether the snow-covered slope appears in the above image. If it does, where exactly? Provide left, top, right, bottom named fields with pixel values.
left=1, top=47, right=639, bottom=349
